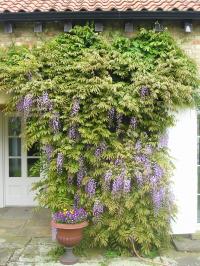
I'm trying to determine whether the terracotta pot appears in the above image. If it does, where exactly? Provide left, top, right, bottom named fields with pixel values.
left=51, top=220, right=88, bottom=265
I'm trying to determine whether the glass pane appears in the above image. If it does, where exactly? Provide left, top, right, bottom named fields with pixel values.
left=9, top=138, right=21, bottom=156
left=9, top=158, right=21, bottom=177
left=198, top=138, right=200, bottom=165
left=198, top=195, right=200, bottom=223
left=8, top=117, right=21, bottom=136
left=198, top=167, right=200, bottom=195
left=198, top=114, right=200, bottom=136
left=27, top=158, right=40, bottom=177
left=27, top=143, right=40, bottom=156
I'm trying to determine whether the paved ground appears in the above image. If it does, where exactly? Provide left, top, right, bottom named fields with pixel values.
left=0, top=207, right=200, bottom=266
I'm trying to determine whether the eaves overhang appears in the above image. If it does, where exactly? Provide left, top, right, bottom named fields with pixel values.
left=0, top=11, right=200, bottom=22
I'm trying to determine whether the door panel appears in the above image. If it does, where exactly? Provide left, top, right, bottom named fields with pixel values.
left=5, top=116, right=41, bottom=206
left=0, top=112, right=4, bottom=207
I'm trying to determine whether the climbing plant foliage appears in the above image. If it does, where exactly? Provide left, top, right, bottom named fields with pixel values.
left=0, top=25, right=199, bottom=255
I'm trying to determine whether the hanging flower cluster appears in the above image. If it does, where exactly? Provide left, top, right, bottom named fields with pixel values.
left=57, top=153, right=64, bottom=174
left=94, top=142, right=107, bottom=158
left=140, top=86, right=150, bottom=97
left=85, top=179, right=96, bottom=197
left=50, top=113, right=60, bottom=134
left=17, top=94, right=33, bottom=118
left=77, top=156, right=86, bottom=187
left=71, top=98, right=80, bottom=116
left=38, top=91, right=53, bottom=111
left=93, top=200, right=104, bottom=217
left=43, top=144, right=53, bottom=162
left=130, top=117, right=137, bottom=129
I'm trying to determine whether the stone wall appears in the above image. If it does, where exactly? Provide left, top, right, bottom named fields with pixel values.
left=0, top=20, right=200, bottom=70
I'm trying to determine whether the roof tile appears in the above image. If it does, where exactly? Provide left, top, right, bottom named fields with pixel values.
left=0, top=0, right=200, bottom=13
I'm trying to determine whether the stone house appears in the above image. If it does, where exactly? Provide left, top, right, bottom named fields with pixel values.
left=0, top=0, right=199, bottom=236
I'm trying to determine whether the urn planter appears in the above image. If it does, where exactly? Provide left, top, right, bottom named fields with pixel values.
left=51, top=220, right=88, bottom=265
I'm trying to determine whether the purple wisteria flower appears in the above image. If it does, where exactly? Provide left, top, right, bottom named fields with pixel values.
left=135, top=140, right=142, bottom=151
left=135, top=172, right=143, bottom=186
left=17, top=94, right=33, bottom=117
left=93, top=200, right=104, bottom=217
left=153, top=163, right=164, bottom=179
left=95, top=142, right=107, bottom=158
left=135, top=154, right=151, bottom=175
left=121, top=164, right=126, bottom=176
left=57, top=153, right=64, bottom=174
left=53, top=208, right=87, bottom=224
left=123, top=179, right=131, bottom=193
left=68, top=125, right=78, bottom=140
left=149, top=164, right=164, bottom=187
left=145, top=144, right=153, bottom=155
left=130, top=117, right=137, bottom=129
left=135, top=154, right=149, bottom=165
left=74, top=194, right=80, bottom=208
left=108, top=107, right=115, bottom=126
left=43, top=144, right=53, bottom=162
left=103, top=170, right=112, bottom=190
left=38, top=92, right=53, bottom=111
left=50, top=113, right=60, bottom=134
left=71, top=98, right=80, bottom=116
left=85, top=179, right=96, bottom=197
left=77, top=157, right=86, bottom=187
left=16, top=100, right=24, bottom=112
left=152, top=187, right=165, bottom=213
left=114, top=158, right=123, bottom=166
left=104, top=170, right=112, bottom=183
left=140, top=86, right=150, bottom=97
left=158, top=133, right=169, bottom=149
left=112, top=175, right=124, bottom=194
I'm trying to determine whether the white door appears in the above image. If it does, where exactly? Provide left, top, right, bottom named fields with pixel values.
left=5, top=116, right=40, bottom=206
left=169, top=109, right=197, bottom=234
left=0, top=111, right=4, bottom=207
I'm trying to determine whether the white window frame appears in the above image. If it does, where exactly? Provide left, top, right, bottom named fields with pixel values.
left=0, top=111, right=5, bottom=207
left=197, top=110, right=200, bottom=229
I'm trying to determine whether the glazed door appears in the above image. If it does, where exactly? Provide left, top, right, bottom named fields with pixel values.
left=5, top=116, right=40, bottom=206
left=0, top=111, right=4, bottom=207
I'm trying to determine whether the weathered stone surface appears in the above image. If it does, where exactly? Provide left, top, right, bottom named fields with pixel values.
left=0, top=208, right=9, bottom=217
left=0, top=236, right=30, bottom=249
left=28, top=208, right=51, bottom=227
left=0, top=219, right=26, bottom=229
left=17, top=226, right=51, bottom=237
left=173, top=237, right=200, bottom=252
left=0, top=248, right=14, bottom=266
left=176, top=255, right=200, bottom=266
left=0, top=207, right=34, bottom=219
left=30, top=237, right=54, bottom=246
left=191, top=232, right=200, bottom=240
left=7, top=263, right=34, bottom=266
left=9, top=248, right=24, bottom=262
left=2, top=208, right=200, bottom=266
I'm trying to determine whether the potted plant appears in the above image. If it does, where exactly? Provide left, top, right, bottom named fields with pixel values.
left=51, top=208, right=88, bottom=265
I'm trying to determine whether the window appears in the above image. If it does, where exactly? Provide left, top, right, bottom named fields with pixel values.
left=8, top=117, right=22, bottom=177
left=27, top=142, right=40, bottom=177
left=197, top=113, right=200, bottom=222
left=8, top=117, right=40, bottom=178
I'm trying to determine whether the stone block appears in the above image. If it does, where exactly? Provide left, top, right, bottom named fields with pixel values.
left=173, top=237, right=200, bottom=252
left=0, top=248, right=14, bottom=266
left=191, top=232, right=200, bottom=240
left=17, top=226, right=51, bottom=237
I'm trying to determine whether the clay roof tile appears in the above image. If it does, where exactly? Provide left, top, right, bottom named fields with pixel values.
left=0, top=0, right=200, bottom=13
